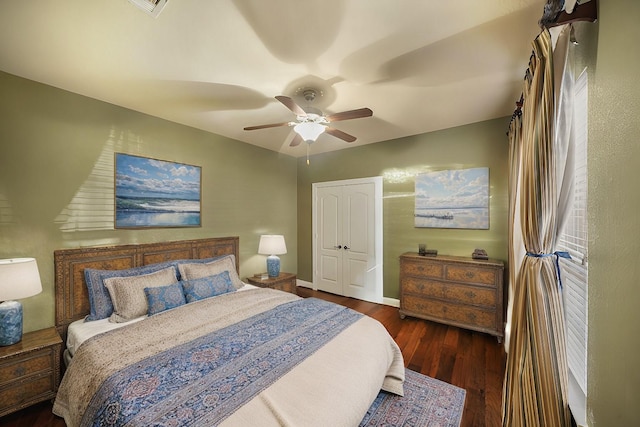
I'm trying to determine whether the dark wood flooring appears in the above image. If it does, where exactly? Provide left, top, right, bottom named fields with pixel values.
left=2, top=287, right=505, bottom=427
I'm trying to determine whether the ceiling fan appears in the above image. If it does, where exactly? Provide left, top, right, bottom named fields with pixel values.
left=243, top=89, right=373, bottom=147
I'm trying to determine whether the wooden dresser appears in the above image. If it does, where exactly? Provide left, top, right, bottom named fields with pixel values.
left=0, top=327, right=62, bottom=417
left=399, top=253, right=505, bottom=342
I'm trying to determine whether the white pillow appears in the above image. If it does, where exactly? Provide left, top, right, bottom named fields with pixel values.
left=105, top=267, right=178, bottom=323
left=178, top=255, right=243, bottom=290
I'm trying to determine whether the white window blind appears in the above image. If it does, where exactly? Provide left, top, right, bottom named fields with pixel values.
left=557, top=69, right=588, bottom=425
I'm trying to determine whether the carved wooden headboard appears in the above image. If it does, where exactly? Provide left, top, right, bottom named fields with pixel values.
left=54, top=236, right=239, bottom=344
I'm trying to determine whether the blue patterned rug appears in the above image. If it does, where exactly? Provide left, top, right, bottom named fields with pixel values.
left=360, top=369, right=466, bottom=427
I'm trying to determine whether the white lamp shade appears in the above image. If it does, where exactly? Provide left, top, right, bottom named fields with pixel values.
left=0, top=258, right=43, bottom=301
left=293, top=122, right=325, bottom=142
left=258, top=235, right=287, bottom=255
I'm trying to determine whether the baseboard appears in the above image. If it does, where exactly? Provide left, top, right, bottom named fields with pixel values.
left=296, top=279, right=313, bottom=289
left=383, top=297, right=400, bottom=308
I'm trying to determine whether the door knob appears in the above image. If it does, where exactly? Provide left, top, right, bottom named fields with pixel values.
left=334, top=245, right=342, bottom=249
left=343, top=246, right=350, bottom=250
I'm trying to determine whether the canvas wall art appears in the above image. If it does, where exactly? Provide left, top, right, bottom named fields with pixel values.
left=115, top=153, right=201, bottom=228
left=415, top=167, right=489, bottom=229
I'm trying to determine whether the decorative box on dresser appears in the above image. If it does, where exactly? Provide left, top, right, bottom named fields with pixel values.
left=246, top=272, right=297, bottom=294
left=0, top=327, right=62, bottom=417
left=399, top=253, right=505, bottom=342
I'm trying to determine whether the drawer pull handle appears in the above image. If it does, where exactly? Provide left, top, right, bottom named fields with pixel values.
left=465, top=272, right=475, bottom=279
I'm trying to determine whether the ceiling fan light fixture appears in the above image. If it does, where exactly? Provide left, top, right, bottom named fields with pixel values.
left=294, top=122, right=325, bottom=143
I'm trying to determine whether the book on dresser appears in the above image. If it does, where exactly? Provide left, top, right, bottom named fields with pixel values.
left=399, top=252, right=505, bottom=342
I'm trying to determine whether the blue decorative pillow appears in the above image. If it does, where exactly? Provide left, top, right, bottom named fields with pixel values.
left=144, top=282, right=186, bottom=315
left=84, top=261, right=179, bottom=321
left=182, top=271, right=235, bottom=303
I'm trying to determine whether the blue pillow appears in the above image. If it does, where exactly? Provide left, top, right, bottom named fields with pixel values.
left=84, top=261, right=179, bottom=321
left=182, top=271, right=235, bottom=303
left=144, top=282, right=186, bottom=315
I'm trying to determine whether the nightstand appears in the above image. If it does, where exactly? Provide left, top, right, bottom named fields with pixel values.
left=246, top=272, right=297, bottom=294
left=0, top=327, right=62, bottom=417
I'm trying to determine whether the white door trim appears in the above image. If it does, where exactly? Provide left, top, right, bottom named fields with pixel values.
left=312, top=176, right=383, bottom=303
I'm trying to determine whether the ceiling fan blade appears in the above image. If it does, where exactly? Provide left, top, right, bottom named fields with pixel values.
left=275, top=95, right=307, bottom=117
left=325, top=107, right=373, bottom=122
left=289, top=133, right=304, bottom=147
left=244, top=122, right=291, bottom=131
left=325, top=127, right=357, bottom=143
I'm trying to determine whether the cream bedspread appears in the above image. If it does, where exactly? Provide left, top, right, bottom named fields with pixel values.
left=53, top=288, right=404, bottom=427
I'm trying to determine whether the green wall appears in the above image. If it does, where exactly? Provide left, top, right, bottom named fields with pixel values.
left=297, top=118, right=509, bottom=299
left=0, top=71, right=298, bottom=333
left=575, top=1, right=640, bottom=425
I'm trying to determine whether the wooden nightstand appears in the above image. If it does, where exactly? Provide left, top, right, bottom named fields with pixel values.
left=246, top=272, right=297, bottom=294
left=0, top=327, right=62, bottom=417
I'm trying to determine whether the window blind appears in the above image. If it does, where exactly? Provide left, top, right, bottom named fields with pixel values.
left=557, top=68, right=588, bottom=425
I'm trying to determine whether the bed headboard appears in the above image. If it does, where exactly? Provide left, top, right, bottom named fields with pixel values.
left=54, top=236, right=239, bottom=343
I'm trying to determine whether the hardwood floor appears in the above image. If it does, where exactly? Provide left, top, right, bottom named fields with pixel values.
left=1, top=287, right=505, bottom=427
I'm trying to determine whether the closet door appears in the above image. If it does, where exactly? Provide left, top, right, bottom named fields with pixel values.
left=313, top=178, right=382, bottom=303
left=342, top=183, right=376, bottom=301
left=315, top=185, right=343, bottom=296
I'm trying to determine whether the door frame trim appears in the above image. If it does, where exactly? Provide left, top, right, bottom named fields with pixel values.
left=312, top=176, right=383, bottom=303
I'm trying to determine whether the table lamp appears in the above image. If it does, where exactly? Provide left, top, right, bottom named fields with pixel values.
left=0, top=258, right=43, bottom=346
left=258, top=235, right=287, bottom=278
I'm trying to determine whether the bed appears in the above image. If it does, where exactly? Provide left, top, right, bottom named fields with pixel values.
left=52, top=237, right=405, bottom=427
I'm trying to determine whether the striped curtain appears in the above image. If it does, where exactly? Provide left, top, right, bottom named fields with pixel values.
left=502, top=27, right=573, bottom=427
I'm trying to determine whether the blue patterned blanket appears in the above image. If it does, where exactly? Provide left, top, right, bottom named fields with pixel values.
left=81, top=297, right=362, bottom=427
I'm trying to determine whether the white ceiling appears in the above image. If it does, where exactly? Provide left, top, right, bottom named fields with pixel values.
left=0, top=0, right=544, bottom=157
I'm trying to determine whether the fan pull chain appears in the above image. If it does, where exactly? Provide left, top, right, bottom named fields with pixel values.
left=306, top=144, right=310, bottom=165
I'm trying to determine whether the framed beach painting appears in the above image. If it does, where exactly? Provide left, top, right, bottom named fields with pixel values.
left=115, top=153, right=201, bottom=228
left=414, top=167, right=489, bottom=229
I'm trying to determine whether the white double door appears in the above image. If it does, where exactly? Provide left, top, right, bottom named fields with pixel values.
left=312, top=177, right=382, bottom=303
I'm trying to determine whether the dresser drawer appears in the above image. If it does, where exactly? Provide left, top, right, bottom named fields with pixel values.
left=446, top=265, right=497, bottom=286
left=0, top=349, right=54, bottom=385
left=0, top=372, right=55, bottom=409
left=402, top=277, right=496, bottom=307
left=403, top=295, right=496, bottom=329
left=401, top=259, right=443, bottom=279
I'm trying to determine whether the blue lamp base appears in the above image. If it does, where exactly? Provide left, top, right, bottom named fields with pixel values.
left=0, top=300, right=23, bottom=346
left=266, top=255, right=281, bottom=277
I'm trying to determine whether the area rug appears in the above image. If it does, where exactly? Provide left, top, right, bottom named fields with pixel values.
left=360, top=368, right=466, bottom=427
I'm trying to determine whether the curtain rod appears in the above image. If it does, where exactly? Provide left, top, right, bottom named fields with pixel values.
left=508, top=0, right=598, bottom=134
left=540, top=0, right=598, bottom=29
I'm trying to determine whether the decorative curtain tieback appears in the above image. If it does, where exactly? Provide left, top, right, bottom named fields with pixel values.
left=525, top=251, right=572, bottom=289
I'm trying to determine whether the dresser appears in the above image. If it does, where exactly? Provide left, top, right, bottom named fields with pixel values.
left=399, top=253, right=505, bottom=342
left=0, top=327, right=62, bottom=417
left=246, top=272, right=297, bottom=294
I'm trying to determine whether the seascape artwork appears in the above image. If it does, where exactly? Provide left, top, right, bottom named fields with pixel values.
left=115, top=153, right=201, bottom=228
left=415, top=168, right=489, bottom=229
